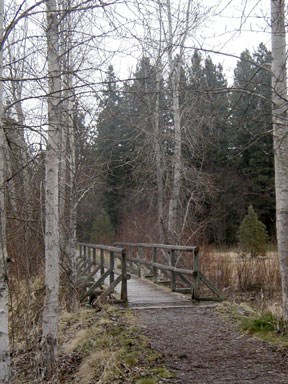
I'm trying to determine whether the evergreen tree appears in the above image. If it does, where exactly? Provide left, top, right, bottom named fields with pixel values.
left=89, top=210, right=115, bottom=244
left=230, top=43, right=274, bottom=236
left=239, top=205, right=269, bottom=256
left=96, top=65, right=133, bottom=229
left=180, top=51, right=230, bottom=243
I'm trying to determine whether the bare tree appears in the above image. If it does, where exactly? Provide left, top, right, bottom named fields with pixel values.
left=271, top=0, right=288, bottom=319
left=40, top=0, right=61, bottom=378
left=0, top=0, right=10, bottom=380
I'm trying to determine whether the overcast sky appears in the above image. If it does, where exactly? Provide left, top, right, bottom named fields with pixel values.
left=108, top=0, right=272, bottom=82
left=201, top=0, right=271, bottom=79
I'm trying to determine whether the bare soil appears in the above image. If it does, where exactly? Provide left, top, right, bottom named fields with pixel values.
left=136, top=305, right=288, bottom=384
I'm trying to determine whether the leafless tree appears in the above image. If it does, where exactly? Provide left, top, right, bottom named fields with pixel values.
left=0, top=0, right=10, bottom=381
left=271, top=0, right=288, bottom=319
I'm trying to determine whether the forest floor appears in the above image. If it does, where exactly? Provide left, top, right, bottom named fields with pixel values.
left=11, top=301, right=288, bottom=383
left=135, top=303, right=288, bottom=384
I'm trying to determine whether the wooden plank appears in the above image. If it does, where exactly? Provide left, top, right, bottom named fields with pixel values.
left=98, top=274, right=123, bottom=302
left=82, top=269, right=112, bottom=299
left=78, top=259, right=97, bottom=277
left=175, top=288, right=192, bottom=293
left=170, top=249, right=176, bottom=292
left=126, top=277, right=192, bottom=307
left=121, top=251, right=128, bottom=301
left=127, top=257, right=195, bottom=276
left=78, top=242, right=124, bottom=254
left=115, top=241, right=198, bottom=252
left=199, top=271, right=225, bottom=300
left=179, top=273, right=192, bottom=287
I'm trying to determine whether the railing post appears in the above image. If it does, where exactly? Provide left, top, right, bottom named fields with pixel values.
left=121, top=249, right=128, bottom=301
left=170, top=249, right=176, bottom=292
left=138, top=246, right=143, bottom=278
left=152, top=247, right=158, bottom=283
left=88, top=246, right=92, bottom=272
left=83, top=245, right=87, bottom=270
left=128, top=245, right=133, bottom=272
left=100, top=249, right=104, bottom=275
left=110, top=251, right=115, bottom=285
left=192, top=248, right=200, bottom=300
left=92, top=247, right=96, bottom=265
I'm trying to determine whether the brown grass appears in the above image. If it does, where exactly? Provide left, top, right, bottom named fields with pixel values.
left=200, top=247, right=282, bottom=311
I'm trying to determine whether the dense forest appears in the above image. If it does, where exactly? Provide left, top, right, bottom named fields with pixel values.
left=3, top=1, right=288, bottom=381
left=77, top=43, right=274, bottom=246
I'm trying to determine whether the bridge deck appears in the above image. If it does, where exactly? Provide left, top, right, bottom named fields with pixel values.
left=124, top=277, right=194, bottom=308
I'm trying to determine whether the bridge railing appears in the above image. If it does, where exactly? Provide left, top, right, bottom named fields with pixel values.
left=114, top=242, right=201, bottom=299
left=77, top=243, right=128, bottom=302
left=77, top=241, right=224, bottom=303
left=115, top=242, right=224, bottom=301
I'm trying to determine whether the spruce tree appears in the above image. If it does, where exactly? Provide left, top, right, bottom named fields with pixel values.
left=239, top=205, right=269, bottom=257
left=230, top=44, right=274, bottom=236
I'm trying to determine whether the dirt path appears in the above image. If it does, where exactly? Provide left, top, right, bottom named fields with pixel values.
left=135, top=305, right=288, bottom=384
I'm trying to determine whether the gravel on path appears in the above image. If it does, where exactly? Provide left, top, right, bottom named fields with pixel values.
left=136, top=305, right=288, bottom=384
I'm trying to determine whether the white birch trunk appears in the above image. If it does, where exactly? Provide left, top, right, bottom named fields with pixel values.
left=166, top=0, right=191, bottom=242
left=60, top=1, right=78, bottom=310
left=154, top=67, right=165, bottom=242
left=166, top=0, right=181, bottom=242
left=271, top=0, right=288, bottom=319
left=41, top=0, right=61, bottom=377
left=64, top=72, right=78, bottom=311
left=0, top=0, right=10, bottom=381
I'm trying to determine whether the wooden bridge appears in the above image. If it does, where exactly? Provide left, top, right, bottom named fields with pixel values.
left=76, top=242, right=224, bottom=307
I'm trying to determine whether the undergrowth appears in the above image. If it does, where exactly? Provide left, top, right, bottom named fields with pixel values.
left=59, top=305, right=174, bottom=384
left=218, top=301, right=288, bottom=347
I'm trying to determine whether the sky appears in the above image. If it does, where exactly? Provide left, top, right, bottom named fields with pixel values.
left=108, top=0, right=272, bottom=83
left=201, top=0, right=271, bottom=80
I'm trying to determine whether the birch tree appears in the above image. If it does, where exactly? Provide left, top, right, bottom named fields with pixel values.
left=162, top=0, right=201, bottom=242
left=0, top=0, right=10, bottom=380
left=40, top=0, right=61, bottom=377
left=59, top=0, right=78, bottom=310
left=271, top=0, right=288, bottom=319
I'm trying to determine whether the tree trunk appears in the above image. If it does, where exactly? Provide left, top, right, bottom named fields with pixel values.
left=271, top=0, right=288, bottom=319
left=64, top=70, right=78, bottom=311
left=0, top=0, right=10, bottom=381
left=40, top=0, right=61, bottom=378
left=60, top=0, right=78, bottom=311
left=166, top=0, right=181, bottom=243
left=154, top=66, right=166, bottom=242
left=166, top=0, right=191, bottom=242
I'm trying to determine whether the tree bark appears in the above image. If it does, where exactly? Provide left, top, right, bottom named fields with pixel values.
left=271, top=0, right=288, bottom=319
left=0, top=0, right=10, bottom=381
left=154, top=66, right=166, bottom=242
left=41, top=0, right=61, bottom=378
left=166, top=0, right=192, bottom=243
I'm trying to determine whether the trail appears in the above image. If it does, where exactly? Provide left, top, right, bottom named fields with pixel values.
left=135, top=305, right=288, bottom=384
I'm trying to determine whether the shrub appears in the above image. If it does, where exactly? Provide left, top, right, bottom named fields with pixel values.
left=239, top=205, right=268, bottom=257
left=89, top=210, right=115, bottom=244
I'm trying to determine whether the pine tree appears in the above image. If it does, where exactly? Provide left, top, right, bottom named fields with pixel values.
left=181, top=51, right=230, bottom=243
left=230, top=44, right=274, bottom=235
left=96, top=65, right=133, bottom=229
left=239, top=205, right=269, bottom=257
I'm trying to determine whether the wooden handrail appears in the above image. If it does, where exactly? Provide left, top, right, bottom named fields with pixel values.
left=127, top=256, right=196, bottom=276
left=77, top=241, right=224, bottom=302
left=78, top=242, right=125, bottom=254
left=115, top=241, right=198, bottom=252
left=78, top=243, right=128, bottom=302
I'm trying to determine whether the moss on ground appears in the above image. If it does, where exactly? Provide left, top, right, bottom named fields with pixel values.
left=217, top=301, right=288, bottom=347
left=59, top=305, right=175, bottom=383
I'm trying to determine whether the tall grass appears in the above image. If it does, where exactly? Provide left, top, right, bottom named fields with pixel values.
left=199, top=247, right=281, bottom=307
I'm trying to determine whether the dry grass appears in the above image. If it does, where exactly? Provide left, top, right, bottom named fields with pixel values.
left=200, top=247, right=282, bottom=312
left=59, top=306, right=174, bottom=384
